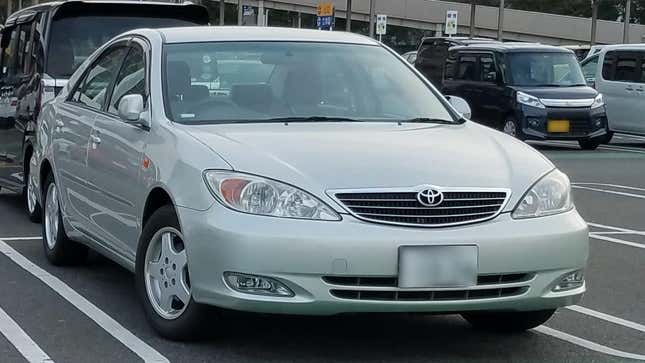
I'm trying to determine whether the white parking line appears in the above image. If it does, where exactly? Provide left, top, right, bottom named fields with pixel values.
left=574, top=183, right=645, bottom=193
left=0, top=237, right=42, bottom=241
left=588, top=222, right=645, bottom=236
left=573, top=185, right=645, bottom=200
left=535, top=326, right=645, bottom=361
left=0, top=305, right=53, bottom=363
left=0, top=239, right=169, bottom=363
left=567, top=305, right=645, bottom=334
left=589, top=234, right=645, bottom=250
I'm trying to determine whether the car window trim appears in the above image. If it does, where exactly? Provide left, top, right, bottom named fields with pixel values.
left=105, top=39, right=150, bottom=118
left=66, top=38, right=131, bottom=108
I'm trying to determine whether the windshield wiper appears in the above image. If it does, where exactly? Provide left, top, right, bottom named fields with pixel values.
left=400, top=117, right=464, bottom=125
left=264, top=116, right=363, bottom=123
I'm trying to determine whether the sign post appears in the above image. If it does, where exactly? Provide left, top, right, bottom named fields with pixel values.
left=317, top=2, right=335, bottom=31
left=445, top=10, right=458, bottom=36
left=376, top=14, right=387, bottom=42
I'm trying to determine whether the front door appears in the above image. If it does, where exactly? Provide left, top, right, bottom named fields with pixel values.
left=86, top=42, right=148, bottom=258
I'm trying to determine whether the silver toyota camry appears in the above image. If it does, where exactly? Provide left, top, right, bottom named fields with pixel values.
left=34, top=27, right=588, bottom=340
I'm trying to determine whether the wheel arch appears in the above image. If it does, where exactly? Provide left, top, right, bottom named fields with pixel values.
left=39, top=158, right=53, bottom=195
left=141, top=186, right=178, bottom=230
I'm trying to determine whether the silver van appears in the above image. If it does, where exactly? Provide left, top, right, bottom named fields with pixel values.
left=581, top=44, right=645, bottom=142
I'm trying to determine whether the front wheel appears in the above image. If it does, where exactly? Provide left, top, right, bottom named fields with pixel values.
left=579, top=139, right=601, bottom=150
left=502, top=117, right=525, bottom=141
left=136, top=205, right=213, bottom=341
left=462, top=309, right=556, bottom=333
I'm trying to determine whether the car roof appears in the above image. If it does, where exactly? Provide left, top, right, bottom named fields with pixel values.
left=452, top=42, right=573, bottom=54
left=595, top=43, right=645, bottom=52
left=156, top=27, right=380, bottom=45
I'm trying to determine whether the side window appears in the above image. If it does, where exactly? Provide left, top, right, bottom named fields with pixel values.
left=108, top=45, right=146, bottom=115
left=457, top=55, right=477, bottom=81
left=444, top=51, right=457, bottom=80
left=614, top=52, right=638, bottom=82
left=581, top=56, right=599, bottom=80
left=1, top=26, right=19, bottom=78
left=72, top=46, right=128, bottom=110
left=479, top=54, right=496, bottom=82
left=16, top=22, right=33, bottom=76
left=602, top=52, right=615, bottom=80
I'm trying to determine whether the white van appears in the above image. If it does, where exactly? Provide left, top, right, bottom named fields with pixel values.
left=581, top=44, right=645, bottom=142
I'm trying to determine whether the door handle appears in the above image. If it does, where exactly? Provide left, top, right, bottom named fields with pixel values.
left=90, top=135, right=101, bottom=145
left=54, top=120, right=64, bottom=131
left=626, top=87, right=634, bottom=92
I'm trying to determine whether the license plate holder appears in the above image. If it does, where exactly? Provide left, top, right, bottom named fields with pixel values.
left=398, top=245, right=478, bottom=288
left=547, top=119, right=571, bottom=133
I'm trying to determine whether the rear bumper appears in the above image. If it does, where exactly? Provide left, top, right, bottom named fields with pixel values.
left=518, top=105, right=608, bottom=141
left=178, top=203, right=589, bottom=316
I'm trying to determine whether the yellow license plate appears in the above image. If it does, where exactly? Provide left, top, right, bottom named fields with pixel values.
left=547, top=120, right=570, bottom=133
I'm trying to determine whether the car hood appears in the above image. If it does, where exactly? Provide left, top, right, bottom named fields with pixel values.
left=513, top=86, right=597, bottom=99
left=180, top=121, right=554, bottom=213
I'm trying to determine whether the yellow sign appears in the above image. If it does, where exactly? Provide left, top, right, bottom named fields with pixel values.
left=317, top=2, right=334, bottom=17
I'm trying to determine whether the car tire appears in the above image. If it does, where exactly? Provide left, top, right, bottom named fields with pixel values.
left=24, top=155, right=42, bottom=223
left=600, top=131, right=614, bottom=145
left=502, top=117, right=525, bottom=141
left=578, top=139, right=601, bottom=150
left=42, top=173, right=88, bottom=266
left=461, top=309, right=556, bottom=333
left=135, top=205, right=213, bottom=341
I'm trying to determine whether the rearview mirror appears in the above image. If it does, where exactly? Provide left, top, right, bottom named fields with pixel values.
left=484, top=71, right=498, bottom=83
left=118, top=94, right=145, bottom=122
left=447, top=96, right=472, bottom=119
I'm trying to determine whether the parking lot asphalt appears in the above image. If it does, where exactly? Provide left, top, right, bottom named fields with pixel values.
left=0, top=135, right=644, bottom=363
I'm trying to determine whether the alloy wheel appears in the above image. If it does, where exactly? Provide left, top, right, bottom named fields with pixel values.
left=44, top=183, right=59, bottom=250
left=503, top=120, right=517, bottom=137
left=144, top=228, right=191, bottom=320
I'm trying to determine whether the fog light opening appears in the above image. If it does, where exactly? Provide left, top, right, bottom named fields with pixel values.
left=552, top=270, right=584, bottom=292
left=224, top=272, right=294, bottom=297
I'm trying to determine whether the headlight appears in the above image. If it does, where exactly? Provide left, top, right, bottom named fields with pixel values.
left=203, top=171, right=341, bottom=221
left=591, top=93, right=604, bottom=109
left=516, top=91, right=545, bottom=109
left=512, top=169, right=573, bottom=219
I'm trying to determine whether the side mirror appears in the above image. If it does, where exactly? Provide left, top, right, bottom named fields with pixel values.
left=118, top=94, right=147, bottom=126
left=447, top=95, right=472, bottom=119
left=586, top=77, right=596, bottom=89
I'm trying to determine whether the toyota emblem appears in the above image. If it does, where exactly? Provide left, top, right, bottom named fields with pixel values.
left=417, top=188, right=444, bottom=207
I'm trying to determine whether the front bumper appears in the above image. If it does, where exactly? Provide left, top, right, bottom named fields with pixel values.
left=518, top=104, right=607, bottom=141
left=179, top=204, right=588, bottom=315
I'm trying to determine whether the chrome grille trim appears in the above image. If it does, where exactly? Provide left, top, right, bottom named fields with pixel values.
left=540, top=98, right=594, bottom=107
left=330, top=287, right=529, bottom=301
left=328, top=186, right=511, bottom=227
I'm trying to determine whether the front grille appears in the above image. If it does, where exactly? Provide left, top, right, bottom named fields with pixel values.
left=334, top=190, right=509, bottom=227
left=323, top=273, right=533, bottom=287
left=330, top=287, right=528, bottom=301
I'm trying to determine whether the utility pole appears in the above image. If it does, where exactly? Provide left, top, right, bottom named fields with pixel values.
left=368, top=0, right=376, bottom=38
left=623, top=0, right=631, bottom=43
left=469, top=0, right=476, bottom=39
left=346, top=0, right=352, bottom=32
left=497, top=0, right=505, bottom=41
left=220, top=0, right=225, bottom=25
left=591, top=0, right=599, bottom=45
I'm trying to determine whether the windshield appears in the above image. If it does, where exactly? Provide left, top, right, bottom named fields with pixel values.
left=508, top=52, right=586, bottom=87
left=163, top=42, right=455, bottom=124
left=46, top=16, right=198, bottom=78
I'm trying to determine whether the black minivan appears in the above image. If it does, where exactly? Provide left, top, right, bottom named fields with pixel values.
left=442, top=43, right=608, bottom=150
left=0, top=1, right=208, bottom=221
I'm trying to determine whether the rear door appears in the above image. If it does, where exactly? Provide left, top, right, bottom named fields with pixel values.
left=633, top=52, right=645, bottom=134
left=446, top=53, right=480, bottom=118
left=599, top=50, right=642, bottom=133
left=86, top=40, right=148, bottom=258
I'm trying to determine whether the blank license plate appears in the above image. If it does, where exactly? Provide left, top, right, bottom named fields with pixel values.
left=398, top=246, right=478, bottom=288
left=547, top=120, right=570, bottom=133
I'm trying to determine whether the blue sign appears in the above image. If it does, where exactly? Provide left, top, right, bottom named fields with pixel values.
left=317, top=15, right=334, bottom=30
